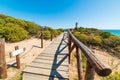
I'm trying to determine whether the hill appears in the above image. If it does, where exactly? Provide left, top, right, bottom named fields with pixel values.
left=0, top=14, right=63, bottom=42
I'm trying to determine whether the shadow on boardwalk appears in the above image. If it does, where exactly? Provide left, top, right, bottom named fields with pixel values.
left=49, top=33, right=69, bottom=80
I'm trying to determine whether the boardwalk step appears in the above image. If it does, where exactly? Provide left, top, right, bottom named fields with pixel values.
left=28, top=62, right=68, bottom=71
left=23, top=73, right=68, bottom=80
left=33, top=58, right=68, bottom=66
left=36, top=55, right=68, bottom=62
left=23, top=66, right=68, bottom=79
left=41, top=51, right=68, bottom=54
left=22, top=33, right=69, bottom=80
left=39, top=53, right=68, bottom=58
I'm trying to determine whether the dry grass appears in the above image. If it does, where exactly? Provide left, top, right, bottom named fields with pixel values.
left=69, top=51, right=78, bottom=80
left=69, top=48, right=120, bottom=80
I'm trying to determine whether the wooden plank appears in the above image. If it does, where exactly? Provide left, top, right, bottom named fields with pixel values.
left=39, top=53, right=68, bottom=58
left=23, top=66, right=68, bottom=79
left=33, top=58, right=68, bottom=66
left=22, top=33, right=69, bottom=80
left=23, top=73, right=68, bottom=80
left=28, top=62, right=68, bottom=71
left=35, top=56, right=68, bottom=63
left=42, top=51, right=56, bottom=54
left=36, top=55, right=68, bottom=62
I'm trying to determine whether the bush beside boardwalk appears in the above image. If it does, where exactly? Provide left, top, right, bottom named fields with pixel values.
left=0, top=14, right=64, bottom=42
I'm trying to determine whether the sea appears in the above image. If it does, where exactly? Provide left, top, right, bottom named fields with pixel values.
left=101, top=30, right=120, bottom=36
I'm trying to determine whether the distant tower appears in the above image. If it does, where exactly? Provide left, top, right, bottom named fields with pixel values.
left=75, top=22, right=78, bottom=30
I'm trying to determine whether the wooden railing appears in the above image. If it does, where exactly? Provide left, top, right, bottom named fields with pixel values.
left=0, top=31, right=54, bottom=79
left=40, top=31, right=53, bottom=48
left=67, top=29, right=112, bottom=80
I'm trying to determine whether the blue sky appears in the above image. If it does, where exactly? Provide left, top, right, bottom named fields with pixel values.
left=0, top=0, right=120, bottom=29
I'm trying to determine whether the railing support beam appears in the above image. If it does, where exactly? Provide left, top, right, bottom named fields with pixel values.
left=70, top=43, right=75, bottom=54
left=41, top=32, right=43, bottom=48
left=0, top=38, right=7, bottom=79
left=15, top=46, right=20, bottom=69
left=85, top=61, right=95, bottom=80
left=68, top=34, right=71, bottom=64
left=76, top=45, right=83, bottom=80
left=51, top=32, right=53, bottom=41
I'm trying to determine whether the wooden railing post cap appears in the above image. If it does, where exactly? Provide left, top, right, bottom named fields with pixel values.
left=15, top=46, right=19, bottom=50
left=96, top=68, right=112, bottom=76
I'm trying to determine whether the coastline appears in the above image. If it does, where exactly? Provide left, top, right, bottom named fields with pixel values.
left=101, top=29, right=120, bottom=36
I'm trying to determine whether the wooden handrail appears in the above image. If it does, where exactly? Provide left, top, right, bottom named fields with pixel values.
left=67, top=29, right=112, bottom=80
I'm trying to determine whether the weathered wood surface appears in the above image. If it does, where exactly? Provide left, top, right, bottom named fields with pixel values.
left=0, top=38, right=7, bottom=79
left=22, top=33, right=69, bottom=80
left=68, top=29, right=112, bottom=79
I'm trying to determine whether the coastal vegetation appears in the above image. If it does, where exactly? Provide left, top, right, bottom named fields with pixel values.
left=72, top=27, right=120, bottom=80
left=0, top=14, right=63, bottom=42
left=72, top=27, right=120, bottom=54
left=102, top=72, right=120, bottom=80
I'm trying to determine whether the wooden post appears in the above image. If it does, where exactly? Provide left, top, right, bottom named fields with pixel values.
left=85, top=61, right=95, bottom=80
left=41, top=32, right=43, bottom=48
left=51, top=32, right=53, bottom=41
left=68, top=34, right=71, bottom=64
left=0, top=38, right=7, bottom=79
left=15, top=46, right=20, bottom=69
left=76, top=45, right=83, bottom=80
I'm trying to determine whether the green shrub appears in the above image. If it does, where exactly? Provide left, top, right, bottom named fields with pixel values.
left=88, top=34, right=102, bottom=46
left=73, top=31, right=88, bottom=44
left=115, top=46, right=120, bottom=52
left=102, top=36, right=120, bottom=48
left=81, top=53, right=86, bottom=69
left=100, top=32, right=111, bottom=38
left=57, top=28, right=64, bottom=33
left=43, top=30, right=51, bottom=39
left=17, top=75, right=22, bottom=80
left=77, top=34, right=88, bottom=44
left=0, top=14, right=63, bottom=42
left=53, top=30, right=59, bottom=37
left=56, top=30, right=62, bottom=35
left=72, top=27, right=120, bottom=54
left=102, top=72, right=120, bottom=80
left=56, top=29, right=64, bottom=35
left=1, top=25, right=28, bottom=42
left=73, top=31, right=81, bottom=37
left=0, top=14, right=42, bottom=39
left=24, top=22, right=41, bottom=36
left=77, top=27, right=101, bottom=36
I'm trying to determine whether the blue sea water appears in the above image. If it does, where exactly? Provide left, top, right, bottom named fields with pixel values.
left=101, top=30, right=120, bottom=36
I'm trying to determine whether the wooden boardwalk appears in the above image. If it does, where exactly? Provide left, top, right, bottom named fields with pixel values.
left=22, top=33, right=69, bottom=80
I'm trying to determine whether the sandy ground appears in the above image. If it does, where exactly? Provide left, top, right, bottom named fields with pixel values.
left=3, top=37, right=52, bottom=80
left=93, top=49, right=120, bottom=79
left=2, top=36, right=120, bottom=80
left=93, top=49, right=120, bottom=72
left=69, top=48, right=120, bottom=80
